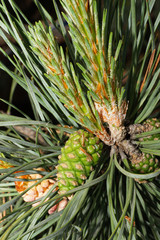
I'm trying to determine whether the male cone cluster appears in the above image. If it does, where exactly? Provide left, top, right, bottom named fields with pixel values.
left=15, top=168, right=56, bottom=202
left=15, top=168, right=68, bottom=213
left=56, top=130, right=103, bottom=194
left=0, top=159, right=67, bottom=213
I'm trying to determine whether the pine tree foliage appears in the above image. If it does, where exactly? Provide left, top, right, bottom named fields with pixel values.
left=27, top=1, right=128, bottom=145
left=0, top=0, right=160, bottom=239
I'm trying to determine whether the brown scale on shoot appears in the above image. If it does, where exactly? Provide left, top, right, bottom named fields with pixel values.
left=92, top=41, right=97, bottom=54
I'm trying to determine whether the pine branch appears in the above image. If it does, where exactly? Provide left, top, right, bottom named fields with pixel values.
left=0, top=1, right=160, bottom=239
left=28, top=1, right=129, bottom=144
left=28, top=21, right=112, bottom=145
left=60, top=0, right=128, bottom=143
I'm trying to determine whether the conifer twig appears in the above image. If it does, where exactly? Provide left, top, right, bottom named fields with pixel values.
left=28, top=1, right=128, bottom=145
left=28, top=21, right=112, bottom=145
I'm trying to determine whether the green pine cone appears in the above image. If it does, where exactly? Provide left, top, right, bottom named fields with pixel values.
left=139, top=118, right=160, bottom=142
left=57, top=130, right=103, bottom=194
left=130, top=153, right=159, bottom=174
left=130, top=118, right=160, bottom=179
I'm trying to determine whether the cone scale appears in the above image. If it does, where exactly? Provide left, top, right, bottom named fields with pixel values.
left=130, top=153, right=159, bottom=174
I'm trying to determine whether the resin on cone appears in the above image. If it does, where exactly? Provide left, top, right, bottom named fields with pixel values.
left=57, top=129, right=103, bottom=194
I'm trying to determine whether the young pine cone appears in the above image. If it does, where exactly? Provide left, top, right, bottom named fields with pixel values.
left=129, top=118, right=160, bottom=181
left=57, top=129, right=103, bottom=194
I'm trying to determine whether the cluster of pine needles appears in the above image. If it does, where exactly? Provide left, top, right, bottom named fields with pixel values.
left=0, top=0, right=160, bottom=239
